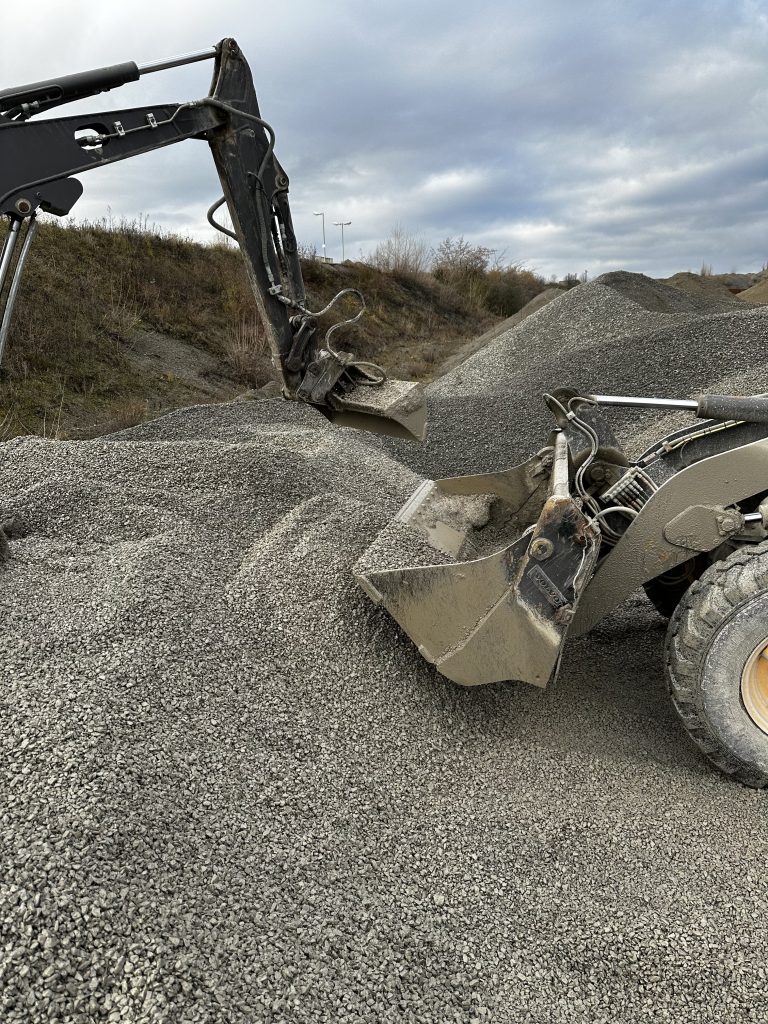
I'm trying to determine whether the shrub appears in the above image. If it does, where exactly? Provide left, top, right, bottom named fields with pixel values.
left=369, top=224, right=430, bottom=276
left=431, top=236, right=492, bottom=282
left=484, top=265, right=548, bottom=316
left=429, top=237, right=492, bottom=310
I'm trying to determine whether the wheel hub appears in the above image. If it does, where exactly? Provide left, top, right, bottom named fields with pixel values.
left=741, top=638, right=768, bottom=735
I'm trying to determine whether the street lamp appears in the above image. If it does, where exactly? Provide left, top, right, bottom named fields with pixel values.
left=334, top=220, right=351, bottom=262
left=313, top=211, right=326, bottom=261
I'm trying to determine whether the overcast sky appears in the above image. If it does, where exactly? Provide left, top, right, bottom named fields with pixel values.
left=5, top=1, right=768, bottom=278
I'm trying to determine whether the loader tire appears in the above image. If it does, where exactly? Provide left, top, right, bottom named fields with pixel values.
left=666, top=541, right=768, bottom=787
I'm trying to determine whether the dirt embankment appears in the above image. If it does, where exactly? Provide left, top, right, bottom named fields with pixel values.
left=738, top=276, right=768, bottom=304
left=659, top=270, right=768, bottom=305
left=0, top=220, right=496, bottom=440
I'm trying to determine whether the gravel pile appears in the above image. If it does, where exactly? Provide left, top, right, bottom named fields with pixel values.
left=377, top=271, right=768, bottom=478
left=739, top=275, right=768, bottom=304
left=1, top=272, right=767, bottom=1022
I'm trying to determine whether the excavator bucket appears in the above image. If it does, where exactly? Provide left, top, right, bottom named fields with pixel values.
left=316, top=378, right=427, bottom=441
left=355, top=431, right=601, bottom=687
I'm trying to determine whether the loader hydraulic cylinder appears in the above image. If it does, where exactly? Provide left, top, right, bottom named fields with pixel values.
left=591, top=392, right=768, bottom=425
left=695, top=394, right=768, bottom=425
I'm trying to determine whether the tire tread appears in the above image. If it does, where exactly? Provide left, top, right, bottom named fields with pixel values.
left=666, top=540, right=768, bottom=788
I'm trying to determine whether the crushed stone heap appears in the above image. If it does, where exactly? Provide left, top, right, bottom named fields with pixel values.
left=381, top=270, right=768, bottom=478
left=1, top=272, right=766, bottom=1023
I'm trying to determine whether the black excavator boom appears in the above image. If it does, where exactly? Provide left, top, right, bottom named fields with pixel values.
left=0, top=38, right=425, bottom=440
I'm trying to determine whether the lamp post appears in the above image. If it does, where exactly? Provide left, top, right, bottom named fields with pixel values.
left=313, top=211, right=326, bottom=261
left=334, top=220, right=351, bottom=262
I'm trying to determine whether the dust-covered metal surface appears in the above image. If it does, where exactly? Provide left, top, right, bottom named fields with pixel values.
left=355, top=432, right=601, bottom=687
left=573, top=436, right=768, bottom=635
left=319, top=377, right=427, bottom=440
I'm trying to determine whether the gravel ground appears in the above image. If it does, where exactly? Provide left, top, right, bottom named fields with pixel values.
left=1, top=272, right=767, bottom=1022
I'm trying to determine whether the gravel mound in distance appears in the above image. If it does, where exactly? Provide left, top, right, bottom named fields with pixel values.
left=657, top=272, right=748, bottom=306
left=373, top=271, right=768, bottom=479
left=1, top=271, right=767, bottom=1023
left=738, top=275, right=768, bottom=304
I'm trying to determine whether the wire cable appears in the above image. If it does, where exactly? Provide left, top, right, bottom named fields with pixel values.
left=587, top=505, right=638, bottom=529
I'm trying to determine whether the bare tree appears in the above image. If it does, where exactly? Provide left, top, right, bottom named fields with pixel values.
left=431, top=236, right=491, bottom=280
left=369, top=224, right=429, bottom=275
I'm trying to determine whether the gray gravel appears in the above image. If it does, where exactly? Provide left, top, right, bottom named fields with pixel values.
left=1, top=271, right=767, bottom=1022
left=375, top=271, right=768, bottom=478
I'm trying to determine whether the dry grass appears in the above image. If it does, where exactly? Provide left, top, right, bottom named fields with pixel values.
left=300, top=257, right=495, bottom=380
left=0, top=218, right=497, bottom=438
left=108, top=397, right=150, bottom=430
left=222, top=316, right=270, bottom=386
left=0, top=218, right=256, bottom=438
left=102, top=273, right=147, bottom=343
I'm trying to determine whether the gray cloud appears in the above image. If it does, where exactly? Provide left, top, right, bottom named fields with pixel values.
left=4, top=1, right=768, bottom=277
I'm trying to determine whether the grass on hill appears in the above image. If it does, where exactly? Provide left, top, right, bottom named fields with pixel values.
left=0, top=218, right=496, bottom=440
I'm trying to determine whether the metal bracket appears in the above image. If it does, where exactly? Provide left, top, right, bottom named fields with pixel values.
left=296, top=350, right=348, bottom=405
left=663, top=504, right=745, bottom=551
left=573, top=437, right=768, bottom=635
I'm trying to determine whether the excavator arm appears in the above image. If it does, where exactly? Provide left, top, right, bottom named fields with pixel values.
left=0, top=38, right=425, bottom=440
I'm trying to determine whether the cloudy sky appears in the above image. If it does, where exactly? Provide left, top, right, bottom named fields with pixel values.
left=5, top=1, right=768, bottom=278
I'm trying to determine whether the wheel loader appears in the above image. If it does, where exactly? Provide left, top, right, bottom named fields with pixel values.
left=1, top=39, right=767, bottom=787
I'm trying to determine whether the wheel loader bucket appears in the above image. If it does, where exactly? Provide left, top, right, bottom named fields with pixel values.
left=354, top=431, right=601, bottom=687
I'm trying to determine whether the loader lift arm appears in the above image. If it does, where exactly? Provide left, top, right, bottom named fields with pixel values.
left=0, top=38, right=425, bottom=440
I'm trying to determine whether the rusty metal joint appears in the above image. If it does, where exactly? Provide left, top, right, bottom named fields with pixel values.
left=529, top=537, right=555, bottom=561
left=555, top=605, right=575, bottom=625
